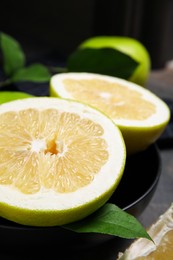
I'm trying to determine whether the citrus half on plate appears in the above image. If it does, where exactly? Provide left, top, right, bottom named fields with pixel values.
left=0, top=97, right=126, bottom=226
left=50, top=72, right=170, bottom=154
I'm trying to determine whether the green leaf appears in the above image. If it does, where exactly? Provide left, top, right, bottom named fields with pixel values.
left=63, top=203, right=151, bottom=240
left=0, top=32, right=25, bottom=76
left=11, top=63, right=51, bottom=83
left=67, top=48, right=139, bottom=79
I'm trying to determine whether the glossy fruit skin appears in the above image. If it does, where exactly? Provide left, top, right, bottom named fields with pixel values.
left=120, top=122, right=169, bottom=155
left=80, top=36, right=151, bottom=87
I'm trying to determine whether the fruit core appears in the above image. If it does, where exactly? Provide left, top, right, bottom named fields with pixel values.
left=0, top=109, right=109, bottom=194
left=30, top=139, right=61, bottom=155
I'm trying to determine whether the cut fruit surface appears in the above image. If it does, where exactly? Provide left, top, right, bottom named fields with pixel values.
left=117, top=203, right=173, bottom=259
left=50, top=72, right=171, bottom=154
left=0, top=97, right=126, bottom=226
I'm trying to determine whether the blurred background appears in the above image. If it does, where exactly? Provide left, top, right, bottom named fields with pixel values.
left=0, top=0, right=173, bottom=69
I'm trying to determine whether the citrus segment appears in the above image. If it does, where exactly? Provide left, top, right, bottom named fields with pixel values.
left=0, top=97, right=126, bottom=226
left=50, top=72, right=170, bottom=154
left=118, top=203, right=173, bottom=259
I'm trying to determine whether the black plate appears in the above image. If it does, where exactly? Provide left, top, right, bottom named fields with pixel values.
left=0, top=144, right=161, bottom=250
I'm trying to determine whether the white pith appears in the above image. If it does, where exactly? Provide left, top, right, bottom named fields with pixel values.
left=50, top=72, right=170, bottom=127
left=0, top=97, right=126, bottom=210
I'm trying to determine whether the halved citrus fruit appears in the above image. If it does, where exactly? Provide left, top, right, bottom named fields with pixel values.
left=50, top=72, right=170, bottom=154
left=0, top=97, right=126, bottom=226
left=118, top=203, right=173, bottom=259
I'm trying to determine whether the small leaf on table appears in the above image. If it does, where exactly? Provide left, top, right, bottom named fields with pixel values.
left=67, top=48, right=139, bottom=79
left=11, top=64, right=51, bottom=83
left=63, top=203, right=151, bottom=240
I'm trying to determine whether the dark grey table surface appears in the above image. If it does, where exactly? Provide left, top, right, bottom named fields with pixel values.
left=0, top=68, right=173, bottom=260
left=139, top=67, right=173, bottom=224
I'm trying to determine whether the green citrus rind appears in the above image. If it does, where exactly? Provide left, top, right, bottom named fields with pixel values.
left=0, top=177, right=123, bottom=227
left=0, top=91, right=33, bottom=104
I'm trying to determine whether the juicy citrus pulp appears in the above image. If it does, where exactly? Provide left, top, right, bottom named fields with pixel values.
left=50, top=72, right=170, bottom=154
left=118, top=203, right=173, bottom=259
left=79, top=36, right=151, bottom=86
left=0, top=97, right=126, bottom=226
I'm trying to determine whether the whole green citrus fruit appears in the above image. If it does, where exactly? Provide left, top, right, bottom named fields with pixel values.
left=79, top=36, right=151, bottom=87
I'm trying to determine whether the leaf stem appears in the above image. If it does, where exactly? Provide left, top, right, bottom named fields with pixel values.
left=0, top=78, right=13, bottom=88
left=49, top=66, right=68, bottom=74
